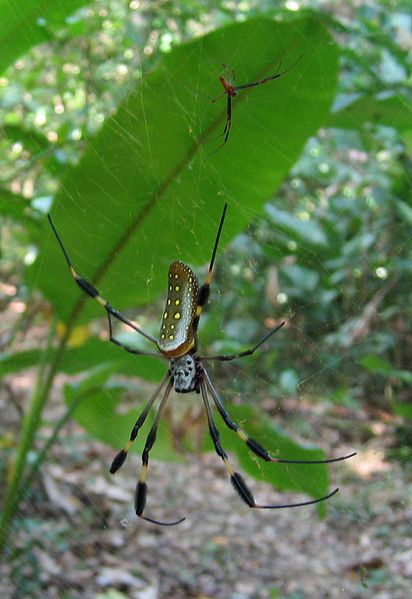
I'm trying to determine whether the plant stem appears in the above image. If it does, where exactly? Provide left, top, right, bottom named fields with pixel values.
left=0, top=319, right=66, bottom=556
left=22, top=386, right=92, bottom=493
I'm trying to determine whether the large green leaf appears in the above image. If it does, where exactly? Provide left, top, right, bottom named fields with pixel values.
left=32, top=16, right=339, bottom=334
left=0, top=0, right=92, bottom=75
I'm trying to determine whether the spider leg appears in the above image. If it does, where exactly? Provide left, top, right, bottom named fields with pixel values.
left=223, top=94, right=232, bottom=143
left=208, top=96, right=232, bottom=156
left=48, top=215, right=158, bottom=346
left=110, top=372, right=171, bottom=474
left=233, top=59, right=283, bottom=91
left=210, top=90, right=226, bottom=103
left=134, top=378, right=185, bottom=526
left=200, top=322, right=285, bottom=362
left=203, top=367, right=356, bottom=465
left=199, top=379, right=339, bottom=509
left=106, top=312, right=166, bottom=359
left=191, top=203, right=227, bottom=343
left=216, top=95, right=232, bottom=138
left=234, top=75, right=280, bottom=91
left=233, top=55, right=303, bottom=92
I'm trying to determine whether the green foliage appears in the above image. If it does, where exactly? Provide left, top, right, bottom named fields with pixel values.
left=31, top=17, right=338, bottom=325
left=0, top=0, right=93, bottom=75
left=360, top=355, right=412, bottom=385
left=329, top=95, right=412, bottom=131
left=1, top=0, right=412, bottom=559
left=394, top=403, right=412, bottom=420
left=0, top=337, right=165, bottom=379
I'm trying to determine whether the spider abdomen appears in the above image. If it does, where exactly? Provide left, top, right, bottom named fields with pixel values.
left=157, top=261, right=200, bottom=358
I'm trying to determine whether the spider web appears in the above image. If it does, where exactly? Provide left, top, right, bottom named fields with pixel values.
left=1, top=1, right=411, bottom=598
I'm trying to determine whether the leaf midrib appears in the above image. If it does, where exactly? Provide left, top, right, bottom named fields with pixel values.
left=63, top=61, right=282, bottom=332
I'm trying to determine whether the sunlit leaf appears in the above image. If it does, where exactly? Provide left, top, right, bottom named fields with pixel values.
left=0, top=0, right=92, bottom=74
left=30, top=16, right=338, bottom=332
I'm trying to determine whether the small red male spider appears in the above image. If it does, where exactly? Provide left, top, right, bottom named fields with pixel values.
left=48, top=204, right=355, bottom=526
left=210, top=57, right=302, bottom=153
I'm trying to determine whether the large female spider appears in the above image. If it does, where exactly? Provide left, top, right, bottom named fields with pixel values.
left=48, top=205, right=355, bottom=526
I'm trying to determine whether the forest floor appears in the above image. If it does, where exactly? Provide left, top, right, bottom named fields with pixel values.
left=1, top=368, right=411, bottom=599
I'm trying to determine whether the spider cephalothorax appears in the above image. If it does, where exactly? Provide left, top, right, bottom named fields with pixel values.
left=48, top=203, right=356, bottom=527
left=170, top=355, right=198, bottom=393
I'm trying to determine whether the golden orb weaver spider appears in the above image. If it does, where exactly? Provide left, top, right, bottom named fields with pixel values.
left=210, top=57, right=303, bottom=153
left=48, top=204, right=356, bottom=526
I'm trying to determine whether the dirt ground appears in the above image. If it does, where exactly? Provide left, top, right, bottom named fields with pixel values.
left=1, top=375, right=411, bottom=599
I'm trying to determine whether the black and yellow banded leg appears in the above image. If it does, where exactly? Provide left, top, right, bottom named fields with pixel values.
left=110, top=372, right=171, bottom=474
left=200, top=322, right=286, bottom=363
left=105, top=312, right=165, bottom=359
left=192, top=203, right=227, bottom=336
left=47, top=214, right=158, bottom=346
left=199, top=380, right=340, bottom=510
left=134, top=379, right=185, bottom=526
left=200, top=380, right=253, bottom=504
left=203, top=367, right=356, bottom=466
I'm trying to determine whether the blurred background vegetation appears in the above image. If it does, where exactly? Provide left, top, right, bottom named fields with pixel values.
left=0, top=0, right=411, bottom=597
